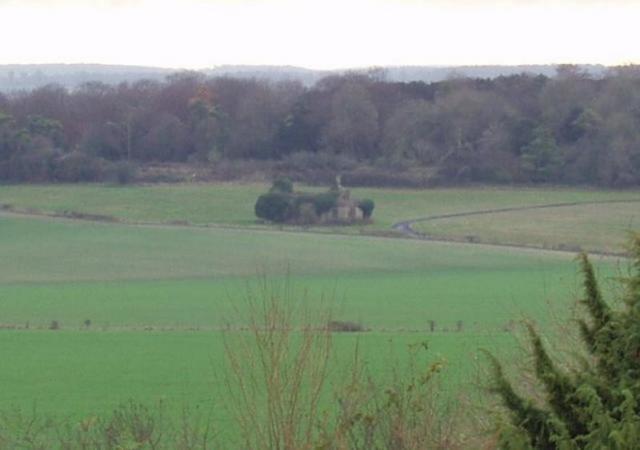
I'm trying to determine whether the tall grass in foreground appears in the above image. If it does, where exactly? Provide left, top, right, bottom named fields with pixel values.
left=221, top=279, right=486, bottom=449
left=222, top=280, right=333, bottom=449
left=0, top=402, right=216, bottom=449
left=318, top=343, right=478, bottom=450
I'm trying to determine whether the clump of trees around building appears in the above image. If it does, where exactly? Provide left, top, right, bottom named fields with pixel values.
left=487, top=234, right=640, bottom=449
left=254, top=177, right=374, bottom=225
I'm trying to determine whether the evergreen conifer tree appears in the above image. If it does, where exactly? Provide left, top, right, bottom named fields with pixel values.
left=488, top=234, right=640, bottom=449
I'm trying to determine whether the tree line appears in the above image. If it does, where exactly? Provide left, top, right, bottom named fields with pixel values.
left=1, top=65, right=640, bottom=186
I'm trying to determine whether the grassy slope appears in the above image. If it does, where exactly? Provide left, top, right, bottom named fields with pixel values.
left=353, top=186, right=640, bottom=231
left=2, top=183, right=639, bottom=231
left=413, top=202, right=640, bottom=253
left=0, top=183, right=636, bottom=418
left=0, top=183, right=268, bottom=225
left=0, top=213, right=621, bottom=417
left=0, top=269, right=582, bottom=331
left=0, top=214, right=569, bottom=283
left=0, top=214, right=586, bottom=330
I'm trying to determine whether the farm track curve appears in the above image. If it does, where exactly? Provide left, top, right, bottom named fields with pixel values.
left=391, top=198, right=640, bottom=256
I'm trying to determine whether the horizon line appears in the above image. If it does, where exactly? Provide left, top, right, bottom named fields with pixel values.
left=1, top=61, right=636, bottom=72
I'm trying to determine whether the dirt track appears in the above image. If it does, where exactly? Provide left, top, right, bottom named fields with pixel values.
left=391, top=198, right=640, bottom=256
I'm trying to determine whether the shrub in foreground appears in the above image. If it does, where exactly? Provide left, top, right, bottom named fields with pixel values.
left=0, top=401, right=217, bottom=449
left=317, top=342, right=471, bottom=450
left=222, top=281, right=333, bottom=450
left=487, top=233, right=640, bottom=449
left=222, top=279, right=478, bottom=449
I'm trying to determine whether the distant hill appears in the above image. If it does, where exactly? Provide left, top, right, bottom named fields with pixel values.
left=0, top=64, right=175, bottom=92
left=383, top=64, right=608, bottom=82
left=203, top=65, right=331, bottom=86
left=0, top=63, right=610, bottom=92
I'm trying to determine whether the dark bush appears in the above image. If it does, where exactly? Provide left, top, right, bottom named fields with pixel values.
left=269, top=176, right=293, bottom=193
left=295, top=192, right=338, bottom=216
left=311, top=192, right=339, bottom=215
left=358, top=198, right=375, bottom=218
left=255, top=192, right=292, bottom=223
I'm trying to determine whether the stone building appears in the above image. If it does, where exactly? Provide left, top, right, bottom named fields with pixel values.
left=322, top=188, right=364, bottom=222
left=319, top=177, right=365, bottom=222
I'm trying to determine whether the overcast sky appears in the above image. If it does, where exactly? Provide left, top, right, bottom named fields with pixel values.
left=1, top=0, right=639, bottom=69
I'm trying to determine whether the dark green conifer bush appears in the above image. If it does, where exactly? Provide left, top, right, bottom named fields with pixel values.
left=254, top=192, right=292, bottom=223
left=358, top=199, right=375, bottom=219
left=269, top=176, right=294, bottom=194
left=488, top=234, right=640, bottom=449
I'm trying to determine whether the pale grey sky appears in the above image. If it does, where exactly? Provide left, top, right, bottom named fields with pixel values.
left=2, top=0, right=639, bottom=69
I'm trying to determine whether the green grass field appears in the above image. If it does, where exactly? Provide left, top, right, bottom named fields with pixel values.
left=0, top=211, right=624, bottom=419
left=2, top=183, right=639, bottom=236
left=0, top=183, right=636, bottom=425
left=0, top=213, right=598, bottom=329
left=413, top=201, right=640, bottom=254
left=0, top=330, right=510, bottom=423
